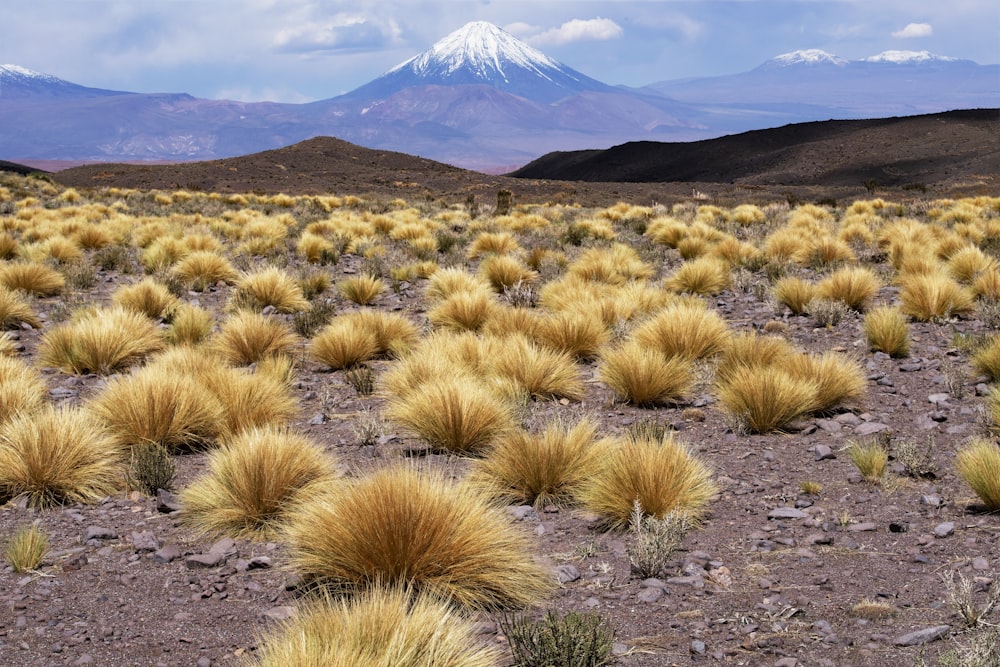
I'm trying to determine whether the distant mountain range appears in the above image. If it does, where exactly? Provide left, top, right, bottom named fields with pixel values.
left=2, top=22, right=998, bottom=171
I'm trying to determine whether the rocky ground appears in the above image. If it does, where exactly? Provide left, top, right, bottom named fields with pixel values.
left=1, top=182, right=999, bottom=667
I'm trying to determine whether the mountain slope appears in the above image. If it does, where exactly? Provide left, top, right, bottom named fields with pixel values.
left=0, top=64, right=127, bottom=99
left=510, top=109, right=1000, bottom=187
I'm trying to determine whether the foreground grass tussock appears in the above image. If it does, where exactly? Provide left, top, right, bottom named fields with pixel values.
left=0, top=356, right=47, bottom=425
left=956, top=438, right=1000, bottom=510
left=211, top=310, right=299, bottom=366
left=898, top=272, right=976, bottom=321
left=310, top=319, right=379, bottom=370
left=632, top=302, right=730, bottom=361
left=972, top=335, right=1000, bottom=382
left=0, top=405, right=122, bottom=508
left=717, top=365, right=820, bottom=433
left=863, top=306, right=910, bottom=357
left=38, top=306, right=165, bottom=374
left=112, top=278, right=180, bottom=320
left=283, top=465, right=552, bottom=610
left=247, top=586, right=501, bottom=667
left=0, top=261, right=65, bottom=297
left=486, top=334, right=584, bottom=401
left=232, top=267, right=310, bottom=313
left=599, top=341, right=695, bottom=406
left=3, top=523, right=49, bottom=573
left=181, top=427, right=339, bottom=538
left=0, top=287, right=41, bottom=329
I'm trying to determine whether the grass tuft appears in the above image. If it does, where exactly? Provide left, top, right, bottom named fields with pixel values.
left=210, top=310, right=299, bottom=366
left=338, top=274, right=385, bottom=305
left=38, top=306, right=164, bottom=374
left=972, top=335, right=1000, bottom=381
left=0, top=287, right=41, bottom=329
left=3, top=523, right=49, bottom=573
left=899, top=272, right=977, bottom=321
left=0, top=261, right=65, bottom=297
left=310, top=319, right=379, bottom=370
left=0, top=356, right=47, bottom=425
left=847, top=438, right=888, bottom=484
left=716, top=365, right=819, bottom=434
left=863, top=306, right=910, bottom=357
left=231, top=267, right=310, bottom=313
left=955, top=438, right=1000, bottom=510
left=500, top=609, right=615, bottom=667
left=632, top=302, right=730, bottom=361
left=773, top=277, right=816, bottom=315
left=815, top=265, right=880, bottom=311
left=598, top=341, right=695, bottom=406
left=112, top=278, right=179, bottom=320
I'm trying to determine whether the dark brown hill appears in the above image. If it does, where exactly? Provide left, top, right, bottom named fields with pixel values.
left=510, top=109, right=1000, bottom=188
left=0, top=159, right=47, bottom=176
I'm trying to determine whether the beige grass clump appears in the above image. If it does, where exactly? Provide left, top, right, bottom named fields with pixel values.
left=576, top=431, right=716, bottom=530
left=0, top=287, right=41, bottom=329
left=898, top=272, right=977, bottom=321
left=715, top=332, right=796, bottom=385
left=863, top=306, right=910, bottom=357
left=247, top=586, right=502, bottom=667
left=973, top=268, right=1000, bottom=301
left=232, top=267, right=310, bottom=313
left=632, top=302, right=730, bottom=361
left=470, top=417, right=601, bottom=508
left=112, top=278, right=179, bottom=320
left=716, top=366, right=820, bottom=434
left=181, top=426, right=339, bottom=538
left=38, top=306, right=164, bottom=374
left=478, top=254, right=538, bottom=293
left=386, top=376, right=515, bottom=455
left=165, top=303, right=214, bottom=346
left=486, top=335, right=584, bottom=401
left=338, top=274, right=385, bottom=306
left=3, top=523, right=49, bottom=573
left=599, top=341, right=695, bottom=406
left=0, top=405, right=122, bottom=508
left=664, top=257, right=731, bottom=296
left=424, top=267, right=492, bottom=304
left=466, top=231, right=520, bottom=259
left=310, top=319, right=379, bottom=370
left=0, top=356, right=47, bottom=425
left=88, top=365, right=225, bottom=452
left=534, top=308, right=610, bottom=360
left=773, top=277, right=817, bottom=315
left=340, top=309, right=419, bottom=358
left=946, top=245, right=995, bottom=284
left=955, top=438, right=1000, bottom=510
left=483, top=306, right=545, bottom=340
left=171, top=251, right=239, bottom=290
left=780, top=351, right=865, bottom=413
left=0, top=261, right=65, bottom=297
left=815, top=266, right=880, bottom=311
left=566, top=243, right=653, bottom=284
left=283, top=465, right=552, bottom=610
left=972, top=335, right=1000, bottom=382
left=427, top=289, right=497, bottom=332
left=211, top=310, right=299, bottom=366
left=207, top=370, right=299, bottom=439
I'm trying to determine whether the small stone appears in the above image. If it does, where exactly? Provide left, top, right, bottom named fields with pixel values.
left=74, top=655, right=94, bottom=666
left=690, top=639, right=706, bottom=655
left=637, top=587, right=663, bottom=603
left=814, top=444, right=836, bottom=461
left=898, top=363, right=923, bottom=372
left=197, top=658, right=212, bottom=667
left=554, top=565, right=580, bottom=583
left=846, top=522, right=877, bottom=532
left=774, top=659, right=798, bottom=667
left=927, top=393, right=950, bottom=405
left=83, top=526, right=116, bottom=542
left=889, top=522, right=909, bottom=533
left=920, top=494, right=943, bottom=507
left=815, top=420, right=841, bottom=434
left=768, top=507, right=808, bottom=520
left=307, top=413, right=326, bottom=426
left=854, top=422, right=890, bottom=436
left=62, top=553, right=88, bottom=572
left=153, top=545, right=181, bottom=564
left=973, top=557, right=990, bottom=571
left=933, top=522, right=955, bottom=538
left=157, top=489, right=182, bottom=513
left=247, top=556, right=272, bottom=569
left=508, top=505, right=537, bottom=521
left=209, top=537, right=237, bottom=557
left=130, top=531, right=159, bottom=552
left=185, top=552, right=225, bottom=569
left=893, top=625, right=950, bottom=646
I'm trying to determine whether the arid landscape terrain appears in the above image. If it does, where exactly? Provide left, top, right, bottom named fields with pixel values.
left=2, top=115, right=1000, bottom=667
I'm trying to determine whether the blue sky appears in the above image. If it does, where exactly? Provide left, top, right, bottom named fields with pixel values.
left=3, top=1, right=998, bottom=103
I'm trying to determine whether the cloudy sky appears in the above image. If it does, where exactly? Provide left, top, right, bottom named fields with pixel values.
left=3, top=1, right=998, bottom=103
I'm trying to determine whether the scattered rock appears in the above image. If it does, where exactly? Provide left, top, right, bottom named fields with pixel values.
left=153, top=545, right=181, bottom=564
left=920, top=494, right=943, bottom=507
left=554, top=565, right=580, bottom=584
left=854, top=422, right=890, bottom=436
left=690, top=639, right=706, bottom=655
left=260, top=606, right=296, bottom=622
left=768, top=507, right=809, bottom=520
left=185, top=552, right=225, bottom=569
left=814, top=444, right=836, bottom=461
left=129, top=531, right=159, bottom=552
left=83, top=526, right=116, bottom=542
left=157, top=489, right=182, bottom=513
left=893, top=625, right=950, bottom=646
left=973, top=557, right=990, bottom=571
left=933, top=522, right=955, bottom=538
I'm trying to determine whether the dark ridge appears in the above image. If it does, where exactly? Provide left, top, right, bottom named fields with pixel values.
left=510, top=109, right=1000, bottom=187
left=0, top=160, right=48, bottom=176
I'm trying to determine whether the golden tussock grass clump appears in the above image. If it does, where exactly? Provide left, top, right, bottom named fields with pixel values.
left=632, top=302, right=730, bottom=361
left=112, top=278, right=180, bottom=320
left=598, top=341, right=695, bottom=407
left=716, top=365, right=820, bottom=434
left=232, top=267, right=310, bottom=313
left=386, top=375, right=515, bottom=455
left=338, top=309, right=419, bottom=358
left=466, top=231, right=521, bottom=259
left=0, top=287, right=41, bottom=329
left=171, top=251, right=239, bottom=290
left=165, top=303, right=214, bottom=346
left=470, top=417, right=601, bottom=509
left=180, top=426, right=339, bottom=538
left=296, top=232, right=336, bottom=264
left=30, top=237, right=83, bottom=265
left=715, top=332, right=796, bottom=385
left=427, top=289, right=497, bottom=332
left=482, top=306, right=545, bottom=340
left=0, top=332, right=16, bottom=357
left=973, top=268, right=1000, bottom=301
left=88, top=365, right=225, bottom=451
left=727, top=204, right=766, bottom=226
left=898, top=272, right=977, bottom=321
left=567, top=243, right=653, bottom=284
left=424, top=267, right=491, bottom=304
left=534, top=308, right=610, bottom=360
left=805, top=236, right=856, bottom=267
left=246, top=586, right=501, bottom=667
left=846, top=439, right=888, bottom=484
left=644, top=216, right=687, bottom=247
left=815, top=266, right=880, bottom=311
left=863, top=306, right=910, bottom=357
left=676, top=236, right=710, bottom=260
left=664, top=257, right=731, bottom=295
left=210, top=310, right=299, bottom=366
left=0, top=405, right=122, bottom=508
left=0, top=233, right=19, bottom=260
left=991, top=387, right=1000, bottom=429
left=0, top=261, right=65, bottom=297
left=576, top=431, right=716, bottom=530
left=0, top=356, right=47, bottom=425
left=972, top=335, right=1000, bottom=381
left=38, top=306, right=165, bottom=374
left=338, top=274, right=385, bottom=306
left=946, top=245, right=995, bottom=284
left=204, top=370, right=299, bottom=439
left=478, top=254, right=538, bottom=293
left=710, top=236, right=760, bottom=266
left=763, top=228, right=810, bottom=264
left=3, top=523, right=49, bottom=573
left=142, top=237, right=188, bottom=272
left=779, top=351, right=865, bottom=413
left=309, top=319, right=379, bottom=370
left=955, top=438, right=1000, bottom=510
left=486, top=334, right=584, bottom=401
left=282, top=466, right=552, bottom=610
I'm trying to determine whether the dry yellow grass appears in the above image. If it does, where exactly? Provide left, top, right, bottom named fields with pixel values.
left=487, top=335, right=584, bottom=401
left=815, top=266, right=880, bottom=311
left=478, top=254, right=538, bottom=293
left=773, top=277, right=817, bottom=315
left=599, top=341, right=695, bottom=406
left=955, top=438, right=1000, bottom=510
left=567, top=243, right=653, bottom=284
left=534, top=308, right=610, bottom=360
left=0, top=405, right=122, bottom=508
left=283, top=466, right=552, bottom=610
left=210, top=310, right=299, bottom=366
left=0, top=356, right=47, bottom=425
left=466, top=231, right=520, bottom=259
left=171, top=251, right=239, bottom=290
left=0, top=287, right=41, bottom=329
left=664, top=257, right=731, bottom=295
left=972, top=335, right=1000, bottom=381
left=716, top=365, right=820, bottom=433
left=165, top=303, right=214, bottom=346
left=780, top=351, right=865, bottom=413
left=112, top=278, right=179, bottom=320
left=339, top=309, right=419, bottom=358
left=232, top=267, right=310, bottom=313
left=576, top=431, right=716, bottom=529
left=246, top=586, right=502, bottom=667
left=863, top=306, right=910, bottom=357
left=898, top=272, right=977, bottom=321
left=946, top=245, right=995, bottom=284
left=38, top=306, right=165, bottom=374
left=424, top=267, right=491, bottom=304
left=632, top=302, right=730, bottom=361
left=310, top=319, right=380, bottom=370
left=715, top=332, right=796, bottom=385
left=427, top=289, right=497, bottom=332
left=973, top=268, right=1000, bottom=301
left=0, top=261, right=65, bottom=297
left=180, top=426, right=339, bottom=538
left=3, top=523, right=49, bottom=573
left=470, top=417, right=601, bottom=508
left=338, top=274, right=385, bottom=305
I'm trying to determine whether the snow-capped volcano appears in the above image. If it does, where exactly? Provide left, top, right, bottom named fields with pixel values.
left=1, top=64, right=125, bottom=99
left=340, top=21, right=612, bottom=102
left=764, top=49, right=849, bottom=67
left=861, top=50, right=959, bottom=64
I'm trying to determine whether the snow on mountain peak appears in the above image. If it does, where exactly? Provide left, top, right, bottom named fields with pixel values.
left=768, top=50, right=848, bottom=66
left=862, top=50, right=957, bottom=64
left=389, top=21, right=563, bottom=83
left=0, top=64, right=59, bottom=81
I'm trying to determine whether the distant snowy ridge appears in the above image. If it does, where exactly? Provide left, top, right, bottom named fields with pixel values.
left=388, top=21, right=568, bottom=83
left=862, top=50, right=959, bottom=64
left=0, top=64, right=64, bottom=83
left=764, top=49, right=963, bottom=68
left=767, top=50, right=849, bottom=66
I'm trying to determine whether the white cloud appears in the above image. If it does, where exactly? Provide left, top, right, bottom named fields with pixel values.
left=273, top=12, right=396, bottom=53
left=504, top=22, right=540, bottom=39
left=526, top=17, right=624, bottom=46
left=892, top=22, right=933, bottom=38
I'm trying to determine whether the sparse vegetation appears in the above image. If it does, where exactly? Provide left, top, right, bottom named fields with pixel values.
left=955, top=438, right=1000, bottom=509
left=500, top=609, right=615, bottom=667
left=847, top=438, right=889, bottom=484
left=3, top=523, right=49, bottom=573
